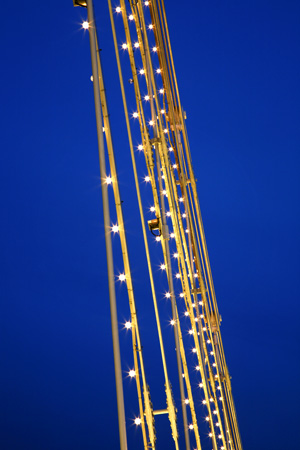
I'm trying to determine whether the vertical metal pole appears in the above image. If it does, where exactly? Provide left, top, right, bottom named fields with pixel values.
left=86, top=1, right=127, bottom=449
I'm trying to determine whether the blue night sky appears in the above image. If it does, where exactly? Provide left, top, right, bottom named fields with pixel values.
left=1, top=1, right=299, bottom=449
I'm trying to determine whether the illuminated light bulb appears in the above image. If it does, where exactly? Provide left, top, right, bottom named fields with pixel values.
left=213, top=363, right=216, bottom=367
left=173, top=252, right=178, bottom=258
left=153, top=46, right=157, bottom=52
left=217, top=386, right=221, bottom=390
left=182, top=213, right=187, bottom=218
left=165, top=292, right=171, bottom=298
left=218, top=435, right=222, bottom=439
left=192, top=303, right=196, bottom=308
left=150, top=206, right=155, bottom=212
left=122, top=43, right=128, bottom=50
left=144, top=95, right=150, bottom=101
left=160, top=264, right=166, bottom=270
left=209, top=433, right=213, bottom=438
left=125, top=321, right=132, bottom=329
left=180, top=293, right=184, bottom=298
left=221, top=447, right=225, bottom=450
left=200, top=314, right=204, bottom=319
left=213, top=410, right=217, bottom=415
left=162, top=175, right=165, bottom=180
left=216, top=422, right=220, bottom=427
left=164, top=128, right=168, bottom=134
left=129, top=369, right=136, bottom=378
left=194, top=273, right=198, bottom=278
left=169, top=146, right=173, bottom=151
left=112, top=224, right=119, bottom=233
left=105, top=176, right=112, bottom=184
left=116, top=6, right=121, bottom=13
left=170, top=319, right=175, bottom=326
left=188, top=329, right=194, bottom=335
left=195, top=317, right=198, bottom=322
left=210, top=351, right=214, bottom=355
left=175, top=273, right=181, bottom=279
left=149, top=120, right=154, bottom=126
left=189, top=424, right=194, bottom=430
left=215, top=374, right=219, bottom=378
left=156, top=236, right=161, bottom=242
left=134, top=42, right=140, bottom=48
left=145, top=0, right=149, bottom=5
left=205, top=416, right=209, bottom=422
left=134, top=417, right=142, bottom=425
left=133, top=112, right=138, bottom=118
left=160, top=88, right=164, bottom=94
left=199, top=301, right=203, bottom=306
left=145, top=176, right=150, bottom=182
left=210, top=397, right=214, bottom=402
left=219, top=397, right=223, bottom=401
left=196, top=365, right=200, bottom=371
left=203, top=327, right=207, bottom=331
left=185, top=399, right=189, bottom=404
left=129, top=14, right=134, bottom=21
left=207, top=339, right=211, bottom=344
left=166, top=211, right=171, bottom=217
left=156, top=68, right=161, bottom=74
left=90, top=75, right=93, bottom=82
left=192, top=348, right=197, bottom=353
left=179, top=197, right=184, bottom=202
left=184, top=311, right=189, bottom=317
left=119, top=274, right=126, bottom=281
left=199, top=383, right=203, bottom=388
left=173, top=164, right=177, bottom=169
left=170, top=232, right=175, bottom=238
left=138, top=145, right=144, bottom=152
left=140, top=68, right=145, bottom=75
left=149, top=24, right=153, bottom=29
left=202, top=400, right=207, bottom=405
left=102, top=127, right=105, bottom=132
left=185, top=229, right=189, bottom=233
left=162, top=189, right=167, bottom=195
left=82, top=21, right=89, bottom=29
left=161, top=109, right=165, bottom=114
left=182, top=374, right=185, bottom=378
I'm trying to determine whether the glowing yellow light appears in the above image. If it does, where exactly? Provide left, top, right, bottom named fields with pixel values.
left=134, top=42, right=139, bottom=48
left=156, top=68, right=161, bottom=73
left=205, top=416, right=209, bottom=421
left=166, top=211, right=171, bottom=217
left=170, top=232, right=175, bottom=238
left=188, top=330, right=194, bottom=335
left=200, top=314, right=204, bottom=319
left=179, top=197, right=184, bottom=202
left=194, top=273, right=198, bottom=278
left=129, top=14, right=134, bottom=20
left=192, top=348, right=197, bottom=353
left=149, top=120, right=154, bottom=126
left=196, top=365, right=200, bottom=371
left=149, top=24, right=153, bottom=29
left=199, top=383, right=203, bottom=388
left=144, top=95, right=150, bottom=101
left=162, top=189, right=167, bottom=196
left=116, top=6, right=121, bottom=13
left=134, top=417, right=141, bottom=425
left=219, top=397, right=223, bottom=401
left=209, top=433, right=213, bottom=438
left=153, top=46, right=157, bottom=52
left=172, top=164, right=177, bottom=169
left=140, top=68, right=145, bottom=75
left=217, top=386, right=221, bottom=390
left=105, top=176, right=112, bottom=184
left=213, top=410, right=217, bottom=415
left=102, top=127, right=105, bottom=132
left=138, top=144, right=143, bottom=151
left=122, top=43, right=128, bottom=50
left=161, top=109, right=165, bottom=114
left=207, top=339, right=211, bottom=344
left=119, top=274, right=126, bottom=281
left=90, top=75, right=93, bottom=82
left=125, top=321, right=132, bottom=329
left=150, top=206, right=155, bottom=212
left=112, top=224, right=119, bottom=233
left=192, top=303, right=196, bottom=308
left=199, top=301, right=203, bottom=306
left=133, top=112, right=138, bottom=118
left=163, top=128, right=168, bottom=134
left=170, top=319, right=175, bottom=326
left=145, top=176, right=150, bottom=182
left=218, top=435, right=222, bottom=439
left=173, top=253, right=178, bottom=258
left=175, top=273, right=181, bottom=279
left=180, top=293, right=185, bottom=298
left=210, top=397, right=214, bottom=402
left=182, top=213, right=186, bottom=218
left=160, top=88, right=164, bottom=94
left=203, top=327, right=207, bottom=331
left=189, top=424, right=194, bottom=430
left=129, top=369, right=136, bottom=378
left=216, top=422, right=220, bottom=427
left=185, top=229, right=189, bottom=233
left=155, top=236, right=161, bottom=242
left=145, top=1, right=149, bottom=5
left=213, top=363, right=216, bottom=367
left=160, top=264, right=166, bottom=270
left=185, top=399, right=189, bottom=404
left=202, top=400, right=207, bottom=405
left=82, top=21, right=89, bottom=29
left=195, top=317, right=198, bottom=322
left=165, top=292, right=171, bottom=298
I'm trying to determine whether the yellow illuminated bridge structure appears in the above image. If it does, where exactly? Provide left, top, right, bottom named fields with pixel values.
left=73, top=1, right=243, bottom=449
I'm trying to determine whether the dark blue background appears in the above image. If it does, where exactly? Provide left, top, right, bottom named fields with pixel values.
left=1, top=1, right=299, bottom=449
